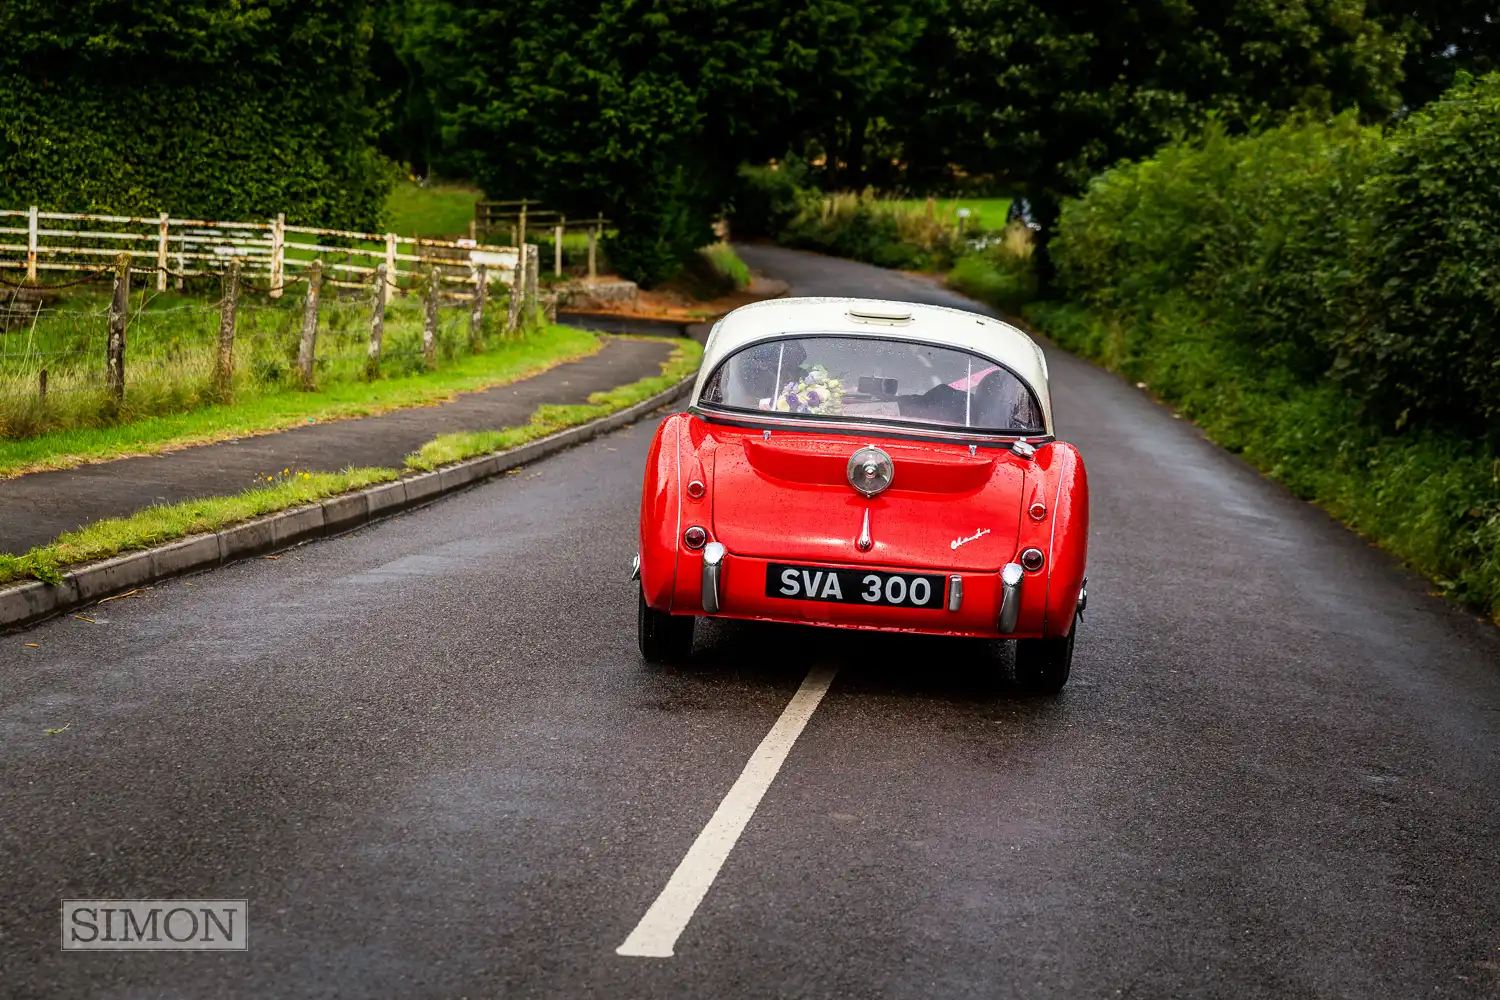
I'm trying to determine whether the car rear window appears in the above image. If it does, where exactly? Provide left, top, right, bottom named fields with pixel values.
left=698, top=335, right=1044, bottom=434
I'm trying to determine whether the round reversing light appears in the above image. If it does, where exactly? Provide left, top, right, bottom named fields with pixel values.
left=1020, top=547, right=1045, bottom=572
left=846, top=446, right=894, bottom=498
left=683, top=525, right=708, bottom=550
left=1028, top=501, right=1047, bottom=521
left=686, top=480, right=706, bottom=499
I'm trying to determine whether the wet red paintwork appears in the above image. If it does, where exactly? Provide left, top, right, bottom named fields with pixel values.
left=639, top=412, right=1089, bottom=639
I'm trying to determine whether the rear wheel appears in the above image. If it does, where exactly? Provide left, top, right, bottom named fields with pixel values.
left=638, top=586, right=695, bottom=663
left=1014, top=622, right=1075, bottom=695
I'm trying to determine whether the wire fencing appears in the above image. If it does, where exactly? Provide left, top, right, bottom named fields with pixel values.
left=0, top=247, right=543, bottom=439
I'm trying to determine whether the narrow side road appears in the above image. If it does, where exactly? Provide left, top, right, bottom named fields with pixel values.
left=0, top=246, right=1496, bottom=999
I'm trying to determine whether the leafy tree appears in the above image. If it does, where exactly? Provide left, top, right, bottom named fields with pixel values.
left=370, top=0, right=442, bottom=177
left=771, top=0, right=942, bottom=190
left=926, top=0, right=1406, bottom=284
left=0, top=0, right=391, bottom=228
left=399, top=0, right=948, bottom=282
left=401, top=0, right=791, bottom=284
left=1368, top=0, right=1499, bottom=107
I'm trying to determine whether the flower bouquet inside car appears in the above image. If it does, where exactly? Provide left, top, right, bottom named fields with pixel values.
left=759, top=364, right=846, bottom=414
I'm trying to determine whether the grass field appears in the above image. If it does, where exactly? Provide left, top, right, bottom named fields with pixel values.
left=384, top=181, right=483, bottom=239
left=890, top=197, right=1012, bottom=230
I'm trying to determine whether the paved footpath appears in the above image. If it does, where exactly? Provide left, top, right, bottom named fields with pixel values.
left=0, top=336, right=673, bottom=554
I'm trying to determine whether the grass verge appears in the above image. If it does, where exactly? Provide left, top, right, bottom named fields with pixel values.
left=0, top=325, right=602, bottom=477
left=0, top=468, right=398, bottom=586
left=1026, top=297, right=1500, bottom=621
left=406, top=336, right=703, bottom=471
left=699, top=242, right=751, bottom=290
left=946, top=251, right=1036, bottom=315
left=0, top=335, right=703, bottom=589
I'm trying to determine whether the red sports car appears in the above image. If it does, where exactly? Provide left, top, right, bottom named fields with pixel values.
left=634, top=297, right=1089, bottom=693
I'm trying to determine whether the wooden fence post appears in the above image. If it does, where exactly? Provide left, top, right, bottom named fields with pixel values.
left=470, top=265, right=487, bottom=351
left=518, top=200, right=528, bottom=247
left=555, top=217, right=565, bottom=276
left=269, top=213, right=286, bottom=299
left=506, top=259, right=522, bottom=334
left=26, top=206, right=38, bottom=283
left=214, top=260, right=241, bottom=402
left=38, top=369, right=47, bottom=403
left=106, top=253, right=130, bottom=405
left=156, top=213, right=169, bottom=292
left=525, top=243, right=539, bottom=316
left=384, top=233, right=398, bottom=292
left=297, top=260, right=322, bottom=390
left=587, top=228, right=598, bottom=280
left=367, top=263, right=388, bottom=379
left=422, top=264, right=439, bottom=370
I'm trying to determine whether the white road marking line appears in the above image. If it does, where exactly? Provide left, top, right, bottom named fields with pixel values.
left=616, top=664, right=838, bottom=958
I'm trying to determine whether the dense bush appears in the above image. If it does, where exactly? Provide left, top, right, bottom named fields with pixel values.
left=1038, top=72, right=1500, bottom=616
left=946, top=226, right=1038, bottom=313
left=605, top=164, right=720, bottom=288
left=731, top=162, right=813, bottom=241
left=1054, top=76, right=1500, bottom=440
left=1339, top=74, right=1500, bottom=437
left=0, top=1, right=390, bottom=229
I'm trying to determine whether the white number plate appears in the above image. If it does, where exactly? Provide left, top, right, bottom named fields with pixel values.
left=765, top=563, right=945, bottom=608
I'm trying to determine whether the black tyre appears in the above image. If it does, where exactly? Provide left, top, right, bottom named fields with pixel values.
left=638, top=586, right=695, bottom=663
left=1014, top=623, right=1075, bottom=695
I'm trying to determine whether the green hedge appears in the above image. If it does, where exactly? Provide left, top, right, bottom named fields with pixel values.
left=1040, top=72, right=1500, bottom=618
left=0, top=1, right=390, bottom=229
left=1054, top=74, right=1500, bottom=440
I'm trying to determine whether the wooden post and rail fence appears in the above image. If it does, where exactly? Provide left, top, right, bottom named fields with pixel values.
left=0, top=205, right=532, bottom=297
left=0, top=206, right=546, bottom=408
left=472, top=200, right=610, bottom=280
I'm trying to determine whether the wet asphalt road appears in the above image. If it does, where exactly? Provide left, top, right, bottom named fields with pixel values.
left=3, top=246, right=1500, bottom=998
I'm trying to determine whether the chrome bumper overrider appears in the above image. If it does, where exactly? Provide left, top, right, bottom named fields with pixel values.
left=998, top=562, right=1024, bottom=633
left=701, top=542, right=726, bottom=613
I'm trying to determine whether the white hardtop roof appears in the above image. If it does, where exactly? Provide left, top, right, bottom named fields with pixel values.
left=690, top=296, right=1052, bottom=432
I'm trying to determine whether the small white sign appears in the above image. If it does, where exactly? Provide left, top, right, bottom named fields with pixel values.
left=470, top=249, right=518, bottom=269
left=62, top=900, right=248, bottom=951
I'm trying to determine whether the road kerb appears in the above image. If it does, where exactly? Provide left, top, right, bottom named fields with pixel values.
left=0, top=376, right=694, bottom=632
